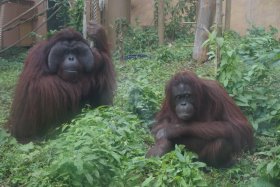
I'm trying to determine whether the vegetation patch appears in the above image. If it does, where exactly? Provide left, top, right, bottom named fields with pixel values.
left=0, top=26, right=280, bottom=186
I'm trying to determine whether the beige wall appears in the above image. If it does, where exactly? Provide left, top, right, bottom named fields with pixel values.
left=130, top=0, right=280, bottom=36
left=131, top=0, right=154, bottom=26
left=231, top=0, right=280, bottom=35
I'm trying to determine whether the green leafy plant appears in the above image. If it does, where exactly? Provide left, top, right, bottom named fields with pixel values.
left=257, top=146, right=280, bottom=185
left=123, top=145, right=207, bottom=187
left=0, top=107, right=151, bottom=186
left=165, top=0, right=197, bottom=40
left=239, top=26, right=279, bottom=63
left=68, top=0, right=84, bottom=32
left=128, top=85, right=160, bottom=124
left=49, top=0, right=84, bottom=32
left=155, top=45, right=176, bottom=63
left=1, top=21, right=280, bottom=187
left=154, top=0, right=197, bottom=41
left=123, top=25, right=159, bottom=54
left=0, top=53, right=24, bottom=126
left=155, top=41, right=193, bottom=63
left=205, top=27, right=280, bottom=132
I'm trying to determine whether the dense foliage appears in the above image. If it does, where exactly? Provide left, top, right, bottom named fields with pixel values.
left=114, top=0, right=196, bottom=59
left=154, top=0, right=197, bottom=40
left=206, top=26, right=280, bottom=185
left=0, top=25, right=280, bottom=186
left=48, top=0, right=84, bottom=32
left=216, top=27, right=280, bottom=132
left=0, top=40, right=203, bottom=187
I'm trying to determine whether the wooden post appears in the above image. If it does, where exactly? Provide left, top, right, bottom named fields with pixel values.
left=158, top=0, right=164, bottom=45
left=195, top=0, right=200, bottom=23
left=82, top=0, right=88, bottom=38
left=93, top=0, right=101, bottom=24
left=192, top=0, right=216, bottom=63
left=216, top=0, right=223, bottom=37
left=216, top=0, right=223, bottom=73
left=0, top=5, right=4, bottom=49
left=224, top=0, right=231, bottom=31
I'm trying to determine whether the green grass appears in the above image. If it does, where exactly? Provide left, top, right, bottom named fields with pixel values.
left=0, top=30, right=279, bottom=186
left=0, top=57, right=23, bottom=125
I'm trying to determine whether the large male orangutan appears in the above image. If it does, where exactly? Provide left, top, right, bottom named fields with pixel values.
left=6, top=22, right=116, bottom=143
left=147, top=71, right=254, bottom=167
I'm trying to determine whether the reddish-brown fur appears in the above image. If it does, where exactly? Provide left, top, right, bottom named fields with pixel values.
left=147, top=71, right=254, bottom=167
left=6, top=24, right=116, bottom=142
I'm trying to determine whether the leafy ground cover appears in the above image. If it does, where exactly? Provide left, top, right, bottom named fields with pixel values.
left=0, top=27, right=280, bottom=186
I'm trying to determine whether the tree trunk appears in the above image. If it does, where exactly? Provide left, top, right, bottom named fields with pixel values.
left=192, top=0, right=216, bottom=63
left=195, top=0, right=200, bottom=22
left=82, top=0, right=88, bottom=39
left=224, top=0, right=231, bottom=31
left=216, top=0, right=223, bottom=72
left=158, top=0, right=164, bottom=45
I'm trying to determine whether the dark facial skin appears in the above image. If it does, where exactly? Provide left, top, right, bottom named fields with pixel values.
left=172, top=83, right=195, bottom=121
left=48, top=41, right=94, bottom=82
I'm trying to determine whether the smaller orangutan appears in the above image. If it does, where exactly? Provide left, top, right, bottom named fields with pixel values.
left=146, top=71, right=254, bottom=167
